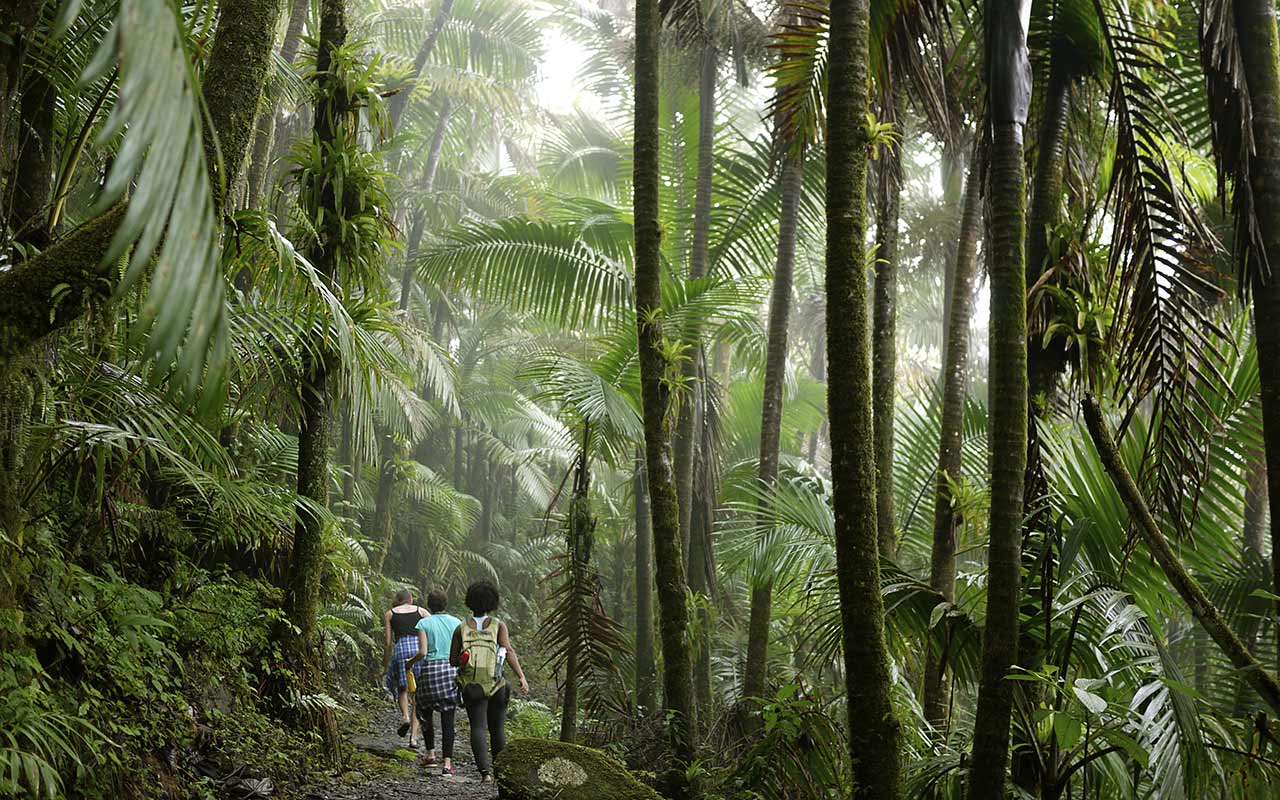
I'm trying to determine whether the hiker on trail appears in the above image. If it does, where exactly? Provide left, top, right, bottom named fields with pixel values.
left=383, top=589, right=428, bottom=747
left=406, top=588, right=461, bottom=775
left=451, top=580, right=529, bottom=784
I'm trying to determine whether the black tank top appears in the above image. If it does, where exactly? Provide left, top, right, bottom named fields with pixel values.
left=391, top=608, right=421, bottom=637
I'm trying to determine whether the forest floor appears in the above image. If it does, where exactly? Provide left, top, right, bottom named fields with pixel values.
left=303, top=702, right=497, bottom=800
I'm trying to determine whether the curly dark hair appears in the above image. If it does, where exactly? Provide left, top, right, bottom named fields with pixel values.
left=464, top=580, right=500, bottom=615
left=426, top=588, right=448, bottom=613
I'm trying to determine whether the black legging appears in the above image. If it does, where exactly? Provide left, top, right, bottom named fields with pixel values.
left=418, top=707, right=456, bottom=758
left=463, top=684, right=510, bottom=775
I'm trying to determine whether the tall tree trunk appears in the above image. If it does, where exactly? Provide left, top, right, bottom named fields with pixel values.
left=202, top=0, right=284, bottom=211
left=826, top=0, right=900, bottom=796
left=1245, top=451, right=1269, bottom=557
left=12, top=71, right=56, bottom=249
left=922, top=152, right=983, bottom=730
left=742, top=152, right=804, bottom=706
left=0, top=3, right=40, bottom=166
left=281, top=0, right=347, bottom=698
left=1236, top=0, right=1280, bottom=675
left=634, top=454, right=658, bottom=715
left=674, top=41, right=718, bottom=561
left=688, top=393, right=721, bottom=728
left=967, top=3, right=1031, bottom=797
left=1011, top=60, right=1072, bottom=797
left=559, top=444, right=593, bottom=744
left=1082, top=396, right=1280, bottom=715
left=1236, top=445, right=1269, bottom=714
left=399, top=97, right=454, bottom=308
left=939, top=142, right=968, bottom=360
left=245, top=0, right=310, bottom=209
left=634, top=0, right=698, bottom=791
left=1025, top=59, right=1072, bottom=409
left=387, top=0, right=458, bottom=132
left=872, top=101, right=902, bottom=561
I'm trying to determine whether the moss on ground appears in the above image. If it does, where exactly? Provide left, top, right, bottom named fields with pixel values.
left=495, top=738, right=661, bottom=800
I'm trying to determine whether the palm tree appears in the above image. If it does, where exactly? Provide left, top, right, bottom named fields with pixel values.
left=634, top=0, right=698, bottom=790
left=634, top=453, right=658, bottom=714
left=1205, top=0, right=1280, bottom=656
left=922, top=146, right=983, bottom=729
left=871, top=92, right=902, bottom=562
left=743, top=150, right=805, bottom=707
left=966, top=1, right=1031, bottom=797
left=825, top=0, right=900, bottom=795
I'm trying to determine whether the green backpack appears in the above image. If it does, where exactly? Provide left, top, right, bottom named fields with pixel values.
left=457, top=618, right=505, bottom=697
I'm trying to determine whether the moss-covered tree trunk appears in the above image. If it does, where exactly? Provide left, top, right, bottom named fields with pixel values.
left=1011, top=55, right=1075, bottom=797
left=633, top=0, right=697, bottom=792
left=966, top=3, right=1031, bottom=797
left=281, top=0, right=347, bottom=699
left=871, top=99, right=902, bottom=562
left=674, top=40, right=718, bottom=562
left=633, top=453, right=658, bottom=715
left=0, top=0, right=280, bottom=367
left=13, top=70, right=56, bottom=249
left=742, top=151, right=804, bottom=709
left=922, top=153, right=982, bottom=730
left=825, top=0, right=900, bottom=796
left=1025, top=59, right=1072, bottom=409
left=202, top=0, right=285, bottom=210
left=1236, top=0, right=1280, bottom=676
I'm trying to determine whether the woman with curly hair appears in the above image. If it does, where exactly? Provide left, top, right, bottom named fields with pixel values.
left=451, top=580, right=529, bottom=783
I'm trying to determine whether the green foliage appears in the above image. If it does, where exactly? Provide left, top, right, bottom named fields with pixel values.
left=719, top=684, right=846, bottom=800
left=508, top=698, right=559, bottom=739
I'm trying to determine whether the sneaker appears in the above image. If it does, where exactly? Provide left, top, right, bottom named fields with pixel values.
left=441, top=765, right=456, bottom=777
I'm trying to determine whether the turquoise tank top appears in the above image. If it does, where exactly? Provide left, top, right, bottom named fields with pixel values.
left=416, top=613, right=461, bottom=661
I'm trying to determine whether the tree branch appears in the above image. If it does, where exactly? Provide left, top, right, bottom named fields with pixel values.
left=1081, top=394, right=1280, bottom=716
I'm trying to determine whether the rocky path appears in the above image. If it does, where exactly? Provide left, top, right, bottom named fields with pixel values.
left=304, top=704, right=497, bottom=800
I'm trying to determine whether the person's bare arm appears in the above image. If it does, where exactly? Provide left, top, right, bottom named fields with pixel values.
left=383, top=610, right=394, bottom=663
left=407, top=629, right=428, bottom=668
left=449, top=626, right=463, bottom=667
left=498, top=622, right=529, bottom=695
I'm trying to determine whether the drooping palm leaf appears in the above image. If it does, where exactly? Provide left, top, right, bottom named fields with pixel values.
left=82, top=0, right=227, bottom=412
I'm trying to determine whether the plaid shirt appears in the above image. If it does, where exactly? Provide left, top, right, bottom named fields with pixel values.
left=417, top=658, right=459, bottom=712
left=384, top=634, right=422, bottom=693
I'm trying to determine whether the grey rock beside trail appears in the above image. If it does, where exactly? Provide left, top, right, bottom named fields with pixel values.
left=494, top=738, right=660, bottom=800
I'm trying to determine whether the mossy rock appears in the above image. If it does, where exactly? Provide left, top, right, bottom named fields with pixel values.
left=495, top=738, right=661, bottom=800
